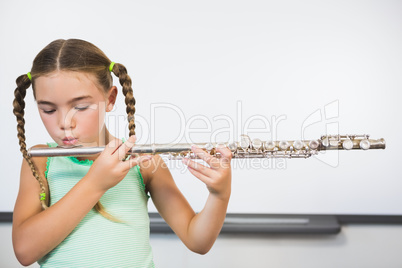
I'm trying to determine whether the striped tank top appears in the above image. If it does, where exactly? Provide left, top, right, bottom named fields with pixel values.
left=38, top=143, right=155, bottom=268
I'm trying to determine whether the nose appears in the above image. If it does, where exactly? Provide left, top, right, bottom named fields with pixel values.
left=59, top=108, right=76, bottom=130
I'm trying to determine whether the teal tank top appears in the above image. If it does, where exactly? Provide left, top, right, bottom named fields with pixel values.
left=38, top=143, right=155, bottom=268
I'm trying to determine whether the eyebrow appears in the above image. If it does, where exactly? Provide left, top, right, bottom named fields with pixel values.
left=37, top=95, right=93, bottom=106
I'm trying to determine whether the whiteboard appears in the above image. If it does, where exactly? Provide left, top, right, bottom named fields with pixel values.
left=1, top=0, right=401, bottom=215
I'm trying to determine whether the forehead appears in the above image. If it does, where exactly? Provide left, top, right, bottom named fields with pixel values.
left=34, top=71, right=105, bottom=103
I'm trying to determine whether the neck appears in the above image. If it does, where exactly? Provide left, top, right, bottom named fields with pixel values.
left=76, top=126, right=117, bottom=161
left=98, top=126, right=116, bottom=146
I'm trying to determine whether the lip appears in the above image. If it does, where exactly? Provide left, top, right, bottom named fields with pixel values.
left=62, top=137, right=78, bottom=145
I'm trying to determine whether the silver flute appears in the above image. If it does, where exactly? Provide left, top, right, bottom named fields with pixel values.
left=28, top=134, right=385, bottom=159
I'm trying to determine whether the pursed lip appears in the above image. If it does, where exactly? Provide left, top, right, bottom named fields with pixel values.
left=62, top=136, right=78, bottom=145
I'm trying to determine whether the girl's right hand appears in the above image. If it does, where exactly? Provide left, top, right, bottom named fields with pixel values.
left=86, top=135, right=152, bottom=192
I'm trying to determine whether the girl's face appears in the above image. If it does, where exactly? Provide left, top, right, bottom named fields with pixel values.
left=35, top=71, right=116, bottom=147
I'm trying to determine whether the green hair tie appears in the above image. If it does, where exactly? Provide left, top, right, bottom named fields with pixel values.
left=109, top=62, right=115, bottom=72
left=27, top=72, right=32, bottom=80
left=40, top=193, right=46, bottom=201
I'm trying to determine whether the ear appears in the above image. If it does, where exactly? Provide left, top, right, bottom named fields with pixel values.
left=106, top=86, right=118, bottom=112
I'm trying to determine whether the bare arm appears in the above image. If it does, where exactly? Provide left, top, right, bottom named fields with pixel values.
left=147, top=146, right=232, bottom=254
left=12, top=137, right=151, bottom=266
left=12, top=159, right=106, bottom=265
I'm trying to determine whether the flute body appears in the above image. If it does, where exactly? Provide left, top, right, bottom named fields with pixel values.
left=28, top=134, right=385, bottom=160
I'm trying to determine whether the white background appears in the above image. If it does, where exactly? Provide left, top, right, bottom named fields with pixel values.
left=1, top=0, right=401, bottom=215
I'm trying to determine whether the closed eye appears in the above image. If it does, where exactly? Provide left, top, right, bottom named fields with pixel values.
left=42, top=109, right=56, bottom=114
left=75, top=105, right=89, bottom=111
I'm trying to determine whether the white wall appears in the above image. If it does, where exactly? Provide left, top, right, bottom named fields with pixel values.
left=1, top=0, right=402, bottom=216
left=2, top=222, right=402, bottom=268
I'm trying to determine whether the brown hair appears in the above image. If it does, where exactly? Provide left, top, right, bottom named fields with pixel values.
left=13, top=39, right=136, bottom=220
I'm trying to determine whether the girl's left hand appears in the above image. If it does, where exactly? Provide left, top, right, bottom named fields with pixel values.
left=182, top=145, right=232, bottom=201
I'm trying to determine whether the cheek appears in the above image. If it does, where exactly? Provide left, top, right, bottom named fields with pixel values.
left=75, top=108, right=106, bottom=132
left=39, top=114, right=57, bottom=135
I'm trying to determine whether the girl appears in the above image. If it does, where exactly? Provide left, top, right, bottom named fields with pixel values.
left=12, top=39, right=232, bottom=267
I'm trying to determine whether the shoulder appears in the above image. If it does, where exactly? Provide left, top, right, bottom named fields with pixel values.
left=30, top=144, right=50, bottom=150
left=31, top=144, right=49, bottom=169
left=138, top=154, right=171, bottom=186
left=29, top=144, right=50, bottom=175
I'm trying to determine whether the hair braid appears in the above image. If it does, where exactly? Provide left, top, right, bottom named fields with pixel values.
left=13, top=74, right=48, bottom=210
left=91, top=63, right=135, bottom=223
left=111, top=63, right=136, bottom=136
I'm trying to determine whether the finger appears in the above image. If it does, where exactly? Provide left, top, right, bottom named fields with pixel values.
left=216, top=146, right=233, bottom=164
left=216, top=145, right=232, bottom=158
left=182, top=158, right=214, bottom=178
left=186, top=164, right=211, bottom=185
left=115, top=135, right=137, bottom=160
left=104, top=139, right=123, bottom=155
left=125, top=155, right=153, bottom=170
left=191, top=145, right=214, bottom=165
